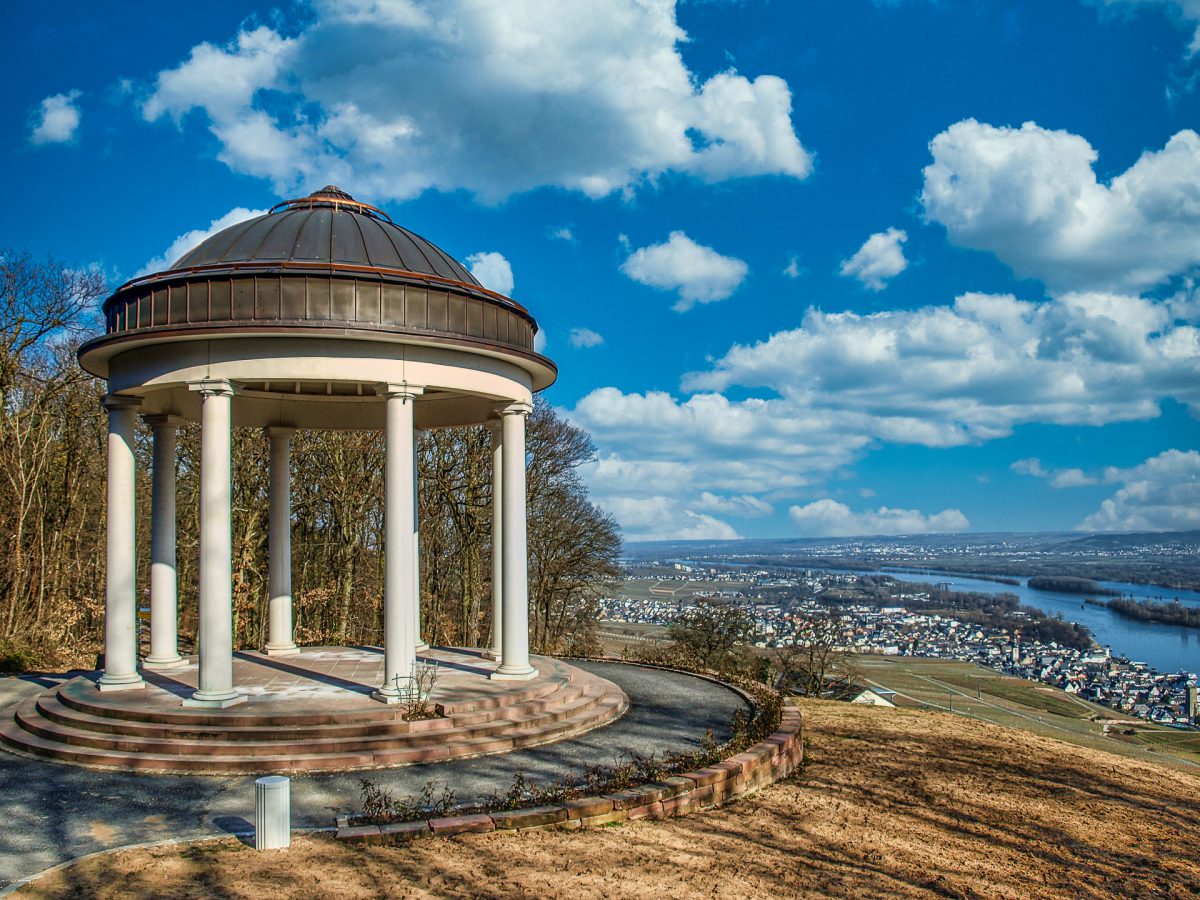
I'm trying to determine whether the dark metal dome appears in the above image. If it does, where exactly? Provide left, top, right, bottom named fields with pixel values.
left=169, top=186, right=481, bottom=286
left=80, top=187, right=552, bottom=390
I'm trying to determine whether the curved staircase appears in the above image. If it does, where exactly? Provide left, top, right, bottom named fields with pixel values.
left=0, top=649, right=628, bottom=775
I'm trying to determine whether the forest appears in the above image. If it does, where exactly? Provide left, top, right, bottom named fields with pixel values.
left=0, top=249, right=620, bottom=672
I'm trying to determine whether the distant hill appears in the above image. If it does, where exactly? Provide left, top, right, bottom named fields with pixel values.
left=622, top=530, right=1200, bottom=559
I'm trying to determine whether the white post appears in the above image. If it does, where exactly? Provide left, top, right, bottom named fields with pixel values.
left=143, top=415, right=184, bottom=669
left=265, top=427, right=298, bottom=656
left=412, top=433, right=428, bottom=652
left=486, top=421, right=503, bottom=661
left=184, top=379, right=243, bottom=708
left=98, top=395, right=144, bottom=692
left=374, top=383, right=422, bottom=703
left=493, top=401, right=536, bottom=680
left=255, top=776, right=291, bottom=850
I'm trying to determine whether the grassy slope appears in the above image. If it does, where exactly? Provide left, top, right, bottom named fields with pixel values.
left=16, top=700, right=1200, bottom=899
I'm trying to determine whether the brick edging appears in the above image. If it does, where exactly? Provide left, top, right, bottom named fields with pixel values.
left=335, top=702, right=802, bottom=844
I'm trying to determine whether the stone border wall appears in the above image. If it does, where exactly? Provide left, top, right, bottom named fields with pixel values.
left=335, top=703, right=802, bottom=844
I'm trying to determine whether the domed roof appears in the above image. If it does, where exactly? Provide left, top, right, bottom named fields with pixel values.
left=168, top=186, right=481, bottom=287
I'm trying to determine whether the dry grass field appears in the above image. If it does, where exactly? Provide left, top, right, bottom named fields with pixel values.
left=15, top=699, right=1200, bottom=899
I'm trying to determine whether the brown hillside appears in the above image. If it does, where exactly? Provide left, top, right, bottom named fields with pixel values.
left=17, top=700, right=1200, bottom=899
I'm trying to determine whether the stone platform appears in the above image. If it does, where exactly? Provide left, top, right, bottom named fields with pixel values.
left=0, top=647, right=628, bottom=775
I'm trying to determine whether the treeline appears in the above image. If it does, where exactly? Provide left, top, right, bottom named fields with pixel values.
left=1096, top=598, right=1200, bottom=629
left=0, top=250, right=619, bottom=671
left=1027, top=576, right=1118, bottom=596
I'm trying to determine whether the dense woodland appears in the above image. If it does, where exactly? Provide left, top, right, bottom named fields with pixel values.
left=0, top=250, right=620, bottom=671
left=1095, top=597, right=1200, bottom=629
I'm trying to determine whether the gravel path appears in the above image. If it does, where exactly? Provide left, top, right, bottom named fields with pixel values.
left=0, top=661, right=746, bottom=889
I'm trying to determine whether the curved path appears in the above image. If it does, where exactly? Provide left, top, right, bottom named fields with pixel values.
left=0, top=661, right=747, bottom=889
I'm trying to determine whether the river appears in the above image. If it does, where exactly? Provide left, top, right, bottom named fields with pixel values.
left=672, top=559, right=1200, bottom=675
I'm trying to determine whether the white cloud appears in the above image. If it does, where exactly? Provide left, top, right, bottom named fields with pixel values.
left=782, top=256, right=806, bottom=279
left=139, top=2, right=812, bottom=204
left=923, top=120, right=1200, bottom=293
left=137, top=207, right=268, bottom=277
left=788, top=499, right=969, bottom=537
left=29, top=91, right=82, bottom=145
left=839, top=227, right=908, bottom=291
left=534, top=329, right=547, bottom=354
left=465, top=251, right=514, bottom=296
left=569, top=289, right=1199, bottom=537
left=693, top=492, right=774, bottom=517
left=683, top=291, right=1200, bottom=438
left=1080, top=449, right=1200, bottom=531
left=1011, top=457, right=1099, bottom=487
left=620, top=231, right=748, bottom=312
left=568, top=327, right=605, bottom=349
left=604, top=495, right=740, bottom=542
left=549, top=226, right=576, bottom=243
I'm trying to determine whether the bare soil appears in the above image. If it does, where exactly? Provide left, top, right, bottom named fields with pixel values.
left=15, top=700, right=1200, bottom=899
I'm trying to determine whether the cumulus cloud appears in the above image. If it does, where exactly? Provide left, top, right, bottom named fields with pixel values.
left=620, top=231, right=748, bottom=312
left=569, top=289, right=1199, bottom=537
left=922, top=120, right=1200, bottom=293
left=1011, top=457, right=1099, bottom=487
left=1080, top=449, right=1200, bottom=531
left=139, top=1, right=812, bottom=204
left=839, top=227, right=908, bottom=291
left=693, top=492, right=774, bottom=517
left=465, top=251, right=514, bottom=296
left=788, top=499, right=969, bottom=537
left=137, top=207, right=268, bottom=277
left=568, top=327, right=604, bottom=349
left=29, top=91, right=82, bottom=144
left=782, top=256, right=805, bottom=279
left=603, top=495, right=740, bottom=542
left=548, top=226, right=576, bottom=243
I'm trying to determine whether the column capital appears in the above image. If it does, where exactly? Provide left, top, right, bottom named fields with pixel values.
left=187, top=378, right=235, bottom=398
left=141, top=413, right=187, bottom=429
left=101, top=393, right=142, bottom=413
left=375, top=382, right=424, bottom=400
left=266, top=426, right=297, bottom=440
left=495, top=400, right=533, bottom=417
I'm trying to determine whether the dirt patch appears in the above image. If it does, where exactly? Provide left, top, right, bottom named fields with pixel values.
left=15, top=700, right=1200, bottom=899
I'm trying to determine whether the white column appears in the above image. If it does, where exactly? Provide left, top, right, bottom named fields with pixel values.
left=98, top=395, right=144, bottom=692
left=486, top=421, right=503, bottom=660
left=143, top=415, right=184, bottom=669
left=265, top=427, right=298, bottom=656
left=184, top=379, right=243, bottom=708
left=374, top=383, right=423, bottom=703
left=412, top=433, right=428, bottom=652
left=493, top=401, right=537, bottom=680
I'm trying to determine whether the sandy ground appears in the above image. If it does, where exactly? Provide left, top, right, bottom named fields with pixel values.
left=15, top=699, right=1200, bottom=899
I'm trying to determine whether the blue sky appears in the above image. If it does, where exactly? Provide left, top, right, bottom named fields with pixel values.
left=6, top=0, right=1200, bottom=540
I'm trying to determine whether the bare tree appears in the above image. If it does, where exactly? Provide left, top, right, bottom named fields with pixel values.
left=668, top=598, right=756, bottom=675
left=772, top=610, right=860, bottom=697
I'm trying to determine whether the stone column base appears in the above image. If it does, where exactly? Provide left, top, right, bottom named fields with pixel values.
left=97, top=675, right=145, bottom=692
left=184, top=691, right=246, bottom=709
left=490, top=666, right=538, bottom=682
left=263, top=644, right=300, bottom=657
left=143, top=656, right=187, bottom=670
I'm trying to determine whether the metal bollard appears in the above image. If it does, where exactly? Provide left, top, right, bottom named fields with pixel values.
left=255, top=775, right=291, bottom=850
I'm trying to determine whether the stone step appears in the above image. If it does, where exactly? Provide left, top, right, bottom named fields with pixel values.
left=34, top=677, right=598, bottom=743
left=55, top=670, right=575, bottom=728
left=0, top=684, right=629, bottom=775
left=14, top=679, right=614, bottom=759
